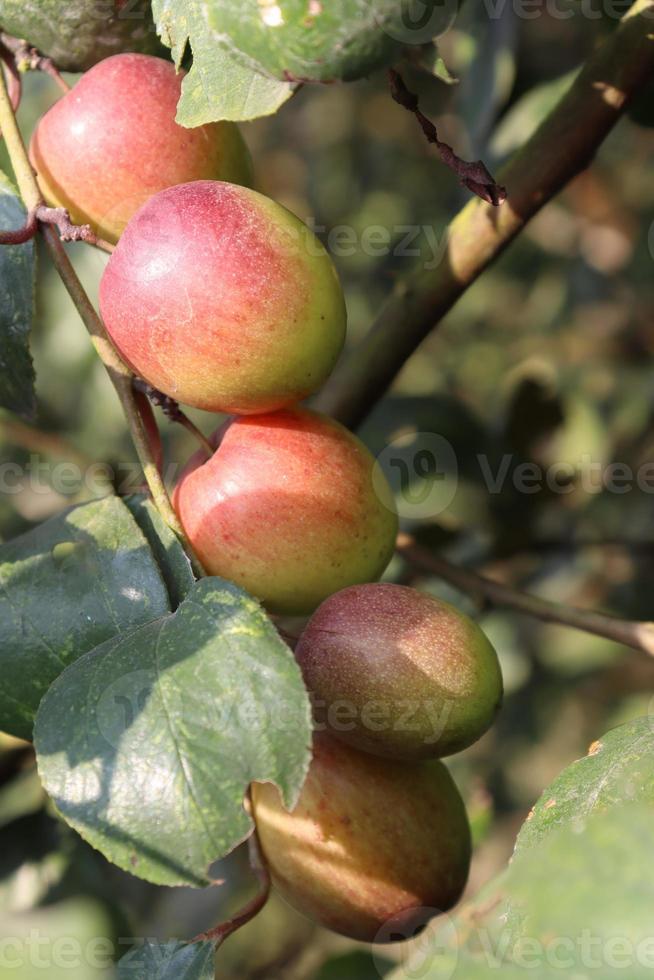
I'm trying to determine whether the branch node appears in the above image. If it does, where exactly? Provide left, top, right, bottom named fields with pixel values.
left=35, top=205, right=98, bottom=244
left=134, top=380, right=184, bottom=423
left=0, top=32, right=70, bottom=92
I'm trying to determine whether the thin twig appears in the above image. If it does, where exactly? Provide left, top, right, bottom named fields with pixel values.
left=388, top=68, right=506, bottom=206
left=315, top=0, right=654, bottom=428
left=0, top=207, right=36, bottom=244
left=134, top=380, right=215, bottom=458
left=0, top=63, right=205, bottom=579
left=397, top=534, right=654, bottom=658
left=191, top=828, right=271, bottom=946
left=0, top=204, right=100, bottom=246
left=0, top=32, right=71, bottom=93
left=93, top=237, right=115, bottom=254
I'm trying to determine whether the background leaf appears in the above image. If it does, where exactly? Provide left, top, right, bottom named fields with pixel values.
left=35, top=578, right=312, bottom=886
left=118, top=940, right=215, bottom=979
left=0, top=171, right=36, bottom=420
left=0, top=496, right=171, bottom=741
left=0, top=0, right=163, bottom=72
left=0, top=898, right=116, bottom=979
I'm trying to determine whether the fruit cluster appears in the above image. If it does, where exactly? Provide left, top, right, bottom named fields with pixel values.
left=31, top=52, right=503, bottom=944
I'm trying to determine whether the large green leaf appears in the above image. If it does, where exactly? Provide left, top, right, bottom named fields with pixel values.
left=391, top=805, right=654, bottom=979
left=0, top=496, right=171, bottom=741
left=118, top=941, right=215, bottom=979
left=515, top=716, right=654, bottom=852
left=0, top=172, right=35, bottom=420
left=152, top=0, right=448, bottom=123
left=125, top=495, right=195, bottom=609
left=390, top=718, right=654, bottom=979
left=0, top=0, right=163, bottom=72
left=34, top=578, right=312, bottom=886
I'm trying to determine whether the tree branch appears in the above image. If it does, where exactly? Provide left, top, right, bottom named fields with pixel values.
left=0, top=64, right=205, bottom=578
left=0, top=32, right=71, bottom=93
left=315, top=0, right=654, bottom=428
left=397, top=534, right=654, bottom=658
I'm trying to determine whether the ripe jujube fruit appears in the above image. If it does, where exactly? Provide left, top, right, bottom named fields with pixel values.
left=0, top=0, right=162, bottom=72
left=30, top=54, right=253, bottom=242
left=295, top=583, right=503, bottom=759
left=99, top=181, right=347, bottom=413
left=173, top=409, right=398, bottom=616
left=251, top=733, right=471, bottom=943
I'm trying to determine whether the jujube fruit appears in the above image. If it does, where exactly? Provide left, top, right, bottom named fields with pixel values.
left=30, top=54, right=253, bottom=242
left=173, top=408, right=398, bottom=615
left=99, top=181, right=347, bottom=412
left=251, top=733, right=471, bottom=942
left=295, top=583, right=503, bottom=759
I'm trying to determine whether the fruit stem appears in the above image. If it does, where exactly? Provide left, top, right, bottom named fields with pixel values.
left=191, top=827, right=271, bottom=946
left=0, top=60, right=206, bottom=579
left=397, top=534, right=654, bottom=658
left=314, top=0, right=654, bottom=428
left=133, top=380, right=216, bottom=459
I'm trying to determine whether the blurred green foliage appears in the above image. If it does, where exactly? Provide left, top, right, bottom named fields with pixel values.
left=0, top=4, right=653, bottom=977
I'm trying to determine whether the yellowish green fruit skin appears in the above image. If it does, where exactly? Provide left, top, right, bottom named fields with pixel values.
left=295, top=583, right=503, bottom=759
left=252, top=734, right=471, bottom=943
left=100, top=188, right=346, bottom=416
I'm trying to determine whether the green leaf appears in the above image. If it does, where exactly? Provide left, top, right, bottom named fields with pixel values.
left=515, top=716, right=654, bottom=852
left=390, top=718, right=654, bottom=979
left=0, top=171, right=36, bottom=420
left=118, top=941, right=215, bottom=979
left=0, top=496, right=171, bottom=741
left=418, top=42, right=458, bottom=85
left=125, top=495, right=195, bottom=609
left=152, top=0, right=297, bottom=124
left=34, top=578, right=312, bottom=886
left=0, top=0, right=164, bottom=72
left=152, top=0, right=445, bottom=123
left=391, top=806, right=654, bottom=979
left=490, top=69, right=579, bottom=159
